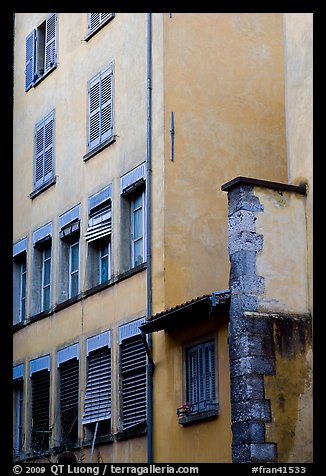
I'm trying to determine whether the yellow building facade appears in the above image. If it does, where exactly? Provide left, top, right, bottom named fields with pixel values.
left=13, top=13, right=312, bottom=464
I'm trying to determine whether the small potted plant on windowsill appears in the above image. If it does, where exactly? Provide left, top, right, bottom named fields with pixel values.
left=176, top=402, right=191, bottom=418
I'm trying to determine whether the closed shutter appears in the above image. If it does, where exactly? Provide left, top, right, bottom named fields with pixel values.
left=34, top=112, right=54, bottom=188
left=121, top=335, right=147, bottom=430
left=100, top=66, right=113, bottom=142
left=186, top=340, right=216, bottom=411
left=59, top=358, right=79, bottom=443
left=89, top=13, right=101, bottom=31
left=25, top=30, right=36, bottom=90
left=88, top=66, right=113, bottom=151
left=31, top=369, right=50, bottom=451
left=45, top=13, right=57, bottom=72
left=88, top=74, right=101, bottom=149
left=83, top=347, right=111, bottom=424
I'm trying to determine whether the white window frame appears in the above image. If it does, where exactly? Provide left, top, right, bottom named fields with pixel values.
left=20, top=260, right=27, bottom=322
left=41, top=245, right=51, bottom=312
left=131, top=189, right=145, bottom=268
left=99, top=239, right=111, bottom=284
left=69, top=240, right=80, bottom=299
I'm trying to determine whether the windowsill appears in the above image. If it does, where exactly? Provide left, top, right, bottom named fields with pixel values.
left=83, top=135, right=117, bottom=162
left=13, top=265, right=147, bottom=331
left=26, top=64, right=57, bottom=92
left=83, top=14, right=115, bottom=42
left=82, top=433, right=114, bottom=447
left=178, top=408, right=219, bottom=426
left=115, top=421, right=147, bottom=441
left=29, top=176, right=56, bottom=199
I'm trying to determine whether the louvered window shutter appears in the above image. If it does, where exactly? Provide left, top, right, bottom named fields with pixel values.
left=186, top=340, right=216, bottom=409
left=89, top=13, right=101, bottom=32
left=121, top=336, right=147, bottom=430
left=45, top=13, right=57, bottom=72
left=25, top=30, right=36, bottom=90
left=85, top=202, right=111, bottom=242
left=88, top=66, right=113, bottom=151
left=31, top=369, right=50, bottom=451
left=83, top=347, right=111, bottom=425
left=34, top=113, right=54, bottom=188
left=100, top=66, right=113, bottom=142
left=59, top=358, right=79, bottom=443
left=88, top=74, right=101, bottom=149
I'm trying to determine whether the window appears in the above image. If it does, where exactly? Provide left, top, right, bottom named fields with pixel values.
left=30, top=356, right=51, bottom=452
left=58, top=205, right=81, bottom=303
left=58, top=344, right=79, bottom=447
left=83, top=332, right=112, bottom=442
left=131, top=190, right=145, bottom=268
left=34, top=111, right=55, bottom=190
left=87, top=13, right=115, bottom=35
left=25, top=13, right=57, bottom=91
left=88, top=64, right=114, bottom=151
left=69, top=241, right=80, bottom=298
left=30, top=223, right=52, bottom=316
left=13, top=238, right=28, bottom=325
left=13, top=364, right=25, bottom=455
left=120, top=164, right=146, bottom=272
left=184, top=339, right=218, bottom=419
left=119, top=318, right=147, bottom=431
left=85, top=185, right=112, bottom=288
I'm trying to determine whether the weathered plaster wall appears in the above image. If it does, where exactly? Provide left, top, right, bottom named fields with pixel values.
left=264, top=317, right=313, bottom=463
left=254, top=187, right=308, bottom=314
left=283, top=13, right=313, bottom=314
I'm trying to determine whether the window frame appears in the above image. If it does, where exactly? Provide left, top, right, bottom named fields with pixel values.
left=84, top=13, right=115, bottom=41
left=69, top=240, right=80, bottom=299
left=25, top=13, right=57, bottom=91
left=130, top=189, right=145, bottom=269
left=180, top=336, right=219, bottom=424
left=41, top=244, right=52, bottom=312
left=13, top=249, right=27, bottom=325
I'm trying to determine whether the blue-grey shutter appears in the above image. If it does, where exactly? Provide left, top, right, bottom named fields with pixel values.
left=89, top=13, right=101, bottom=32
left=44, top=113, right=54, bottom=182
left=121, top=335, right=147, bottom=429
left=34, top=122, right=45, bottom=188
left=83, top=347, right=111, bottom=424
left=100, top=65, right=113, bottom=142
left=88, top=73, right=101, bottom=150
left=25, top=30, right=36, bottom=90
left=45, top=13, right=57, bottom=72
left=34, top=112, right=54, bottom=188
left=187, top=341, right=216, bottom=409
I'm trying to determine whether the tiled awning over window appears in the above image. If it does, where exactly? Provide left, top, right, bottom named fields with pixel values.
left=140, top=290, right=230, bottom=334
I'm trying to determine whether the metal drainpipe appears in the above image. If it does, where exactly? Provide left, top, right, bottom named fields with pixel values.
left=146, top=12, right=154, bottom=465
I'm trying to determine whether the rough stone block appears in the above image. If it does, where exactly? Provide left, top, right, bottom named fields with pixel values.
left=230, top=275, right=265, bottom=295
left=230, top=355, right=275, bottom=378
left=250, top=443, right=277, bottom=462
left=232, top=421, right=265, bottom=445
left=230, top=250, right=257, bottom=280
left=230, top=375, right=265, bottom=403
left=228, top=210, right=256, bottom=235
left=231, top=399, right=271, bottom=424
left=228, top=230, right=264, bottom=255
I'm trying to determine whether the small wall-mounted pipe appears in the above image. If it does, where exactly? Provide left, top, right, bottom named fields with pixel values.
left=146, top=12, right=153, bottom=465
left=170, top=112, right=175, bottom=161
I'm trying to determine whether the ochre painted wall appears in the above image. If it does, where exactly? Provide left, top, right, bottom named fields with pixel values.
left=152, top=314, right=232, bottom=463
left=163, top=13, right=287, bottom=309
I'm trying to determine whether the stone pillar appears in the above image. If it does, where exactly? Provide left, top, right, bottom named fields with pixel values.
left=223, top=180, right=277, bottom=463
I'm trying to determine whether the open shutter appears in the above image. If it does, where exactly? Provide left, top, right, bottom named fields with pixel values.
left=59, top=358, right=79, bottom=443
left=34, top=122, right=45, bottom=188
left=88, top=74, right=101, bottom=150
left=44, top=113, right=54, bottom=182
left=25, top=30, right=36, bottom=90
left=121, top=335, right=147, bottom=430
left=85, top=203, right=111, bottom=242
left=31, top=369, right=50, bottom=451
left=45, top=13, right=57, bottom=72
left=100, top=66, right=113, bottom=142
left=83, top=347, right=111, bottom=424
